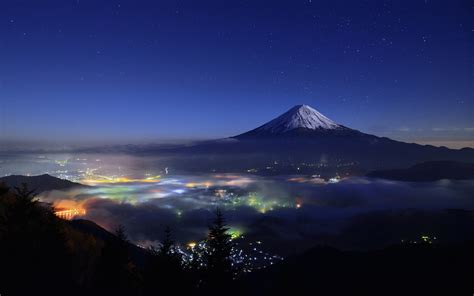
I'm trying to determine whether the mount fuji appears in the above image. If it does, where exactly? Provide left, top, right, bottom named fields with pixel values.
left=82, top=104, right=474, bottom=174
left=167, top=104, right=474, bottom=172
left=138, top=104, right=470, bottom=174
left=235, top=104, right=357, bottom=138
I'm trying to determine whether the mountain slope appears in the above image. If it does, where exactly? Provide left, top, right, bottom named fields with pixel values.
left=76, top=104, right=474, bottom=173
left=367, top=161, right=474, bottom=181
left=235, top=104, right=357, bottom=138
left=0, top=174, right=85, bottom=193
left=162, top=104, right=474, bottom=172
left=239, top=242, right=474, bottom=296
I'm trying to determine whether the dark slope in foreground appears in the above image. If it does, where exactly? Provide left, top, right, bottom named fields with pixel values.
left=0, top=174, right=85, bottom=193
left=69, top=219, right=147, bottom=267
left=2, top=179, right=474, bottom=296
left=367, top=161, right=474, bottom=181
left=240, top=242, right=474, bottom=296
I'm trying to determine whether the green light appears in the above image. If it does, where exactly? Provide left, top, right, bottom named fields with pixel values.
left=228, top=227, right=244, bottom=240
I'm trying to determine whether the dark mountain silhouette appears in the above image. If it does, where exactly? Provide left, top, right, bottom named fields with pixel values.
left=69, top=219, right=118, bottom=241
left=70, top=219, right=148, bottom=267
left=238, top=242, right=474, bottom=296
left=0, top=174, right=85, bottom=193
left=367, top=161, right=474, bottom=181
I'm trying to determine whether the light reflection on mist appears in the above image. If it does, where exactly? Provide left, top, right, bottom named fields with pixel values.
left=38, top=174, right=474, bottom=252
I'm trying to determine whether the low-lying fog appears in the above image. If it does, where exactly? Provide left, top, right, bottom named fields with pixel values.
left=2, top=153, right=474, bottom=254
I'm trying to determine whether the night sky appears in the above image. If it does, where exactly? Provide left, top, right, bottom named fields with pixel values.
left=0, top=0, right=472, bottom=148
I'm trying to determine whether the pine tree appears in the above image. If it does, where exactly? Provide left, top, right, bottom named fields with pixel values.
left=159, top=225, right=174, bottom=255
left=0, top=183, right=74, bottom=295
left=94, top=224, right=141, bottom=295
left=202, top=208, right=235, bottom=293
left=144, top=226, right=189, bottom=295
left=13, top=182, right=38, bottom=201
left=115, top=224, right=129, bottom=244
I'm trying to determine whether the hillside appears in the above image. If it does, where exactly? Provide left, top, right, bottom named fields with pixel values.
left=367, top=161, right=474, bottom=181
left=0, top=174, right=85, bottom=193
left=239, top=242, right=474, bottom=295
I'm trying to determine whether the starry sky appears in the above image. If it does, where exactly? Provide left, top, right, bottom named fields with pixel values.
left=0, top=0, right=472, bottom=148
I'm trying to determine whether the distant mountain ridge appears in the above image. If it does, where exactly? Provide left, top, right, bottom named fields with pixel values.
left=367, top=161, right=474, bottom=181
left=0, top=174, right=85, bottom=193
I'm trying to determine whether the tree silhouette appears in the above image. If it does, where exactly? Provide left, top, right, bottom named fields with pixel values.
left=202, top=208, right=235, bottom=293
left=115, top=224, right=129, bottom=243
left=144, top=226, right=190, bottom=295
left=0, top=182, right=9, bottom=196
left=0, top=183, right=74, bottom=295
left=13, top=182, right=38, bottom=201
left=159, top=226, right=174, bottom=254
left=93, top=224, right=141, bottom=295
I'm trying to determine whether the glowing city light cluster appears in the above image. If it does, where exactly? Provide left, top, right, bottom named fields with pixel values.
left=401, top=235, right=438, bottom=245
left=55, top=208, right=86, bottom=220
left=181, top=236, right=283, bottom=273
left=224, top=192, right=293, bottom=214
left=33, top=156, right=306, bottom=232
left=228, top=227, right=245, bottom=240
left=82, top=175, right=161, bottom=185
left=185, top=181, right=213, bottom=188
left=75, top=169, right=296, bottom=215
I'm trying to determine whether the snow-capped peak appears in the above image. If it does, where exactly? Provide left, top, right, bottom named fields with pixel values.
left=252, top=104, right=342, bottom=134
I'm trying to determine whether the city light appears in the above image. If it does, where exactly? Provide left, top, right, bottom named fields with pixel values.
left=54, top=199, right=87, bottom=220
left=55, top=208, right=86, bottom=220
left=82, top=175, right=161, bottom=184
left=228, top=227, right=244, bottom=240
left=185, top=181, right=213, bottom=188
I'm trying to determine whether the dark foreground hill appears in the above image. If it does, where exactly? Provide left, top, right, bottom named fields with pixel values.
left=367, top=161, right=474, bottom=181
left=0, top=183, right=144, bottom=296
left=1, top=180, right=473, bottom=296
left=70, top=219, right=148, bottom=267
left=238, top=242, right=474, bottom=296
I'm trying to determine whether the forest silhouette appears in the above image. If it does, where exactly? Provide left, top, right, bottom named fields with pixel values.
left=0, top=182, right=472, bottom=296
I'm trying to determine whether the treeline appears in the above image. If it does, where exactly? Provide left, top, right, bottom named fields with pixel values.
left=2, top=182, right=473, bottom=296
left=0, top=183, right=239, bottom=296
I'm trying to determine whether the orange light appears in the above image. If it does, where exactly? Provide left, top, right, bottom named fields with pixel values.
left=53, top=200, right=86, bottom=220
left=185, top=181, right=213, bottom=188
left=55, top=208, right=86, bottom=220
left=82, top=175, right=161, bottom=184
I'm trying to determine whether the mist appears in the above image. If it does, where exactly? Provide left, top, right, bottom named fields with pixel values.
left=39, top=175, right=474, bottom=253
